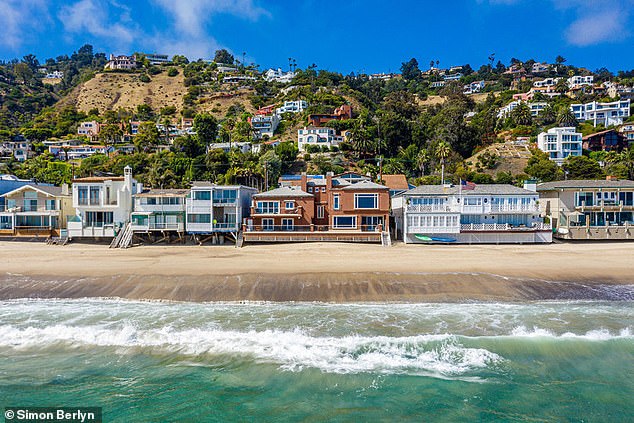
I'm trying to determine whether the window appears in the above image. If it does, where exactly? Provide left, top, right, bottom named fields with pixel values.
left=78, top=187, right=88, bottom=205
left=85, top=211, right=113, bottom=227
left=188, top=214, right=211, bottom=224
left=361, top=216, right=383, bottom=231
left=159, top=197, right=181, bottom=205
left=464, top=197, right=482, bottom=206
left=45, top=199, right=56, bottom=210
left=355, top=194, right=378, bottom=209
left=193, top=190, right=211, bottom=201
left=285, top=201, right=295, bottom=210
left=146, top=197, right=158, bottom=205
left=213, top=189, right=237, bottom=203
left=282, top=218, right=294, bottom=231
left=308, top=187, right=313, bottom=193
left=317, top=205, right=325, bottom=219
left=333, top=194, right=340, bottom=210
left=89, top=186, right=100, bottom=205
left=575, top=192, right=593, bottom=207
left=23, top=199, right=38, bottom=212
left=333, top=216, right=356, bottom=229
left=619, top=192, right=634, bottom=206
left=256, top=201, right=279, bottom=214
left=262, top=218, right=274, bottom=231
left=0, top=216, right=12, bottom=229
left=321, top=187, right=326, bottom=192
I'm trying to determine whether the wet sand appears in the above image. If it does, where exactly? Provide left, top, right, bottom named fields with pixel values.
left=1, top=241, right=633, bottom=302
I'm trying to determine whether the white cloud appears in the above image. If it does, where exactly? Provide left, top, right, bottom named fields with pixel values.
left=483, top=0, right=634, bottom=46
left=148, top=0, right=269, bottom=60
left=58, top=0, right=140, bottom=51
left=565, top=8, right=629, bottom=46
left=0, top=0, right=49, bottom=49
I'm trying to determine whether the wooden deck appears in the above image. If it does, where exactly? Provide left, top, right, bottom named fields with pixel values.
left=243, top=230, right=382, bottom=243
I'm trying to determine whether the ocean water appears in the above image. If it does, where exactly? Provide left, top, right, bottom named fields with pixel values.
left=1, top=298, right=633, bottom=422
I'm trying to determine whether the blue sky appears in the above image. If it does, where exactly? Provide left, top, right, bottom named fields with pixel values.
left=1, top=0, right=633, bottom=73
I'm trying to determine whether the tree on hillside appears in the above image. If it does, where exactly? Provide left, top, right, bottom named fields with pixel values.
left=555, top=55, right=566, bottom=65
left=556, top=107, right=578, bottom=127
left=416, top=148, right=430, bottom=177
left=99, top=124, right=123, bottom=155
left=524, top=149, right=561, bottom=182
left=562, top=156, right=604, bottom=179
left=401, top=58, right=421, bottom=81
left=511, top=102, right=532, bottom=126
left=214, top=49, right=234, bottom=64
left=193, top=113, right=219, bottom=146
left=435, top=140, right=451, bottom=184
left=134, top=122, right=160, bottom=152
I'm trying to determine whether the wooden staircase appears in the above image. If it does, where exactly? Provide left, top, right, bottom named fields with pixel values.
left=235, top=231, right=244, bottom=248
left=118, top=222, right=134, bottom=249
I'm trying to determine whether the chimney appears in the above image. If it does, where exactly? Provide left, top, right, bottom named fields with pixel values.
left=300, top=172, right=308, bottom=191
left=326, top=171, right=334, bottom=189
left=523, top=178, right=538, bottom=192
left=606, top=175, right=618, bottom=181
left=124, top=165, right=133, bottom=192
left=61, top=183, right=69, bottom=196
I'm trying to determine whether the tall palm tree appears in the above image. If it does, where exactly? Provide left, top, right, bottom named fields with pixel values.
left=556, top=107, right=578, bottom=127
left=416, top=148, right=430, bottom=177
left=511, top=102, right=532, bottom=126
left=435, top=141, right=451, bottom=185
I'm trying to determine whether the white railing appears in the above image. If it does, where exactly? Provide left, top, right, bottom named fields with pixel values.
left=131, top=222, right=185, bottom=231
left=408, top=226, right=461, bottom=234
left=460, top=223, right=552, bottom=231
left=489, top=205, right=539, bottom=213
left=407, top=205, right=453, bottom=213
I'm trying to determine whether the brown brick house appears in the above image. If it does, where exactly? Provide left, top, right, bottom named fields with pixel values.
left=244, top=172, right=390, bottom=242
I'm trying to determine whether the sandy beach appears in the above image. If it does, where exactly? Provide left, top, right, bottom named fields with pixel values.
left=1, top=241, right=633, bottom=302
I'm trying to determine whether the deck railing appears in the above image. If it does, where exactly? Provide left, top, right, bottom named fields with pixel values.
left=245, top=224, right=381, bottom=233
left=460, top=222, right=551, bottom=231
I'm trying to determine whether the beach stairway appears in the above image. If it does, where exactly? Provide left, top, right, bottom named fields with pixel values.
left=118, top=222, right=134, bottom=249
left=236, top=231, right=244, bottom=248
left=381, top=231, right=392, bottom=247
left=109, top=224, right=126, bottom=248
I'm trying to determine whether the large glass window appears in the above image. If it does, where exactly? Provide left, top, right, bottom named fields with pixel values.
left=262, top=218, right=274, bottom=231
left=355, top=194, right=378, bottom=209
left=89, top=186, right=100, bottom=205
left=256, top=201, right=279, bottom=214
left=46, top=199, right=56, bottom=210
left=282, top=218, right=294, bottom=231
left=193, top=191, right=211, bottom=201
left=213, top=189, right=237, bottom=203
left=85, top=211, right=113, bottom=227
left=187, top=214, right=211, bottom=224
left=78, top=187, right=88, bottom=205
left=576, top=192, right=594, bottom=207
left=333, top=216, right=356, bottom=229
left=619, top=192, right=634, bottom=206
left=333, top=194, right=340, bottom=210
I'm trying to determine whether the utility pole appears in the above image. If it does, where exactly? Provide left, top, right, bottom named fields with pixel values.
left=264, top=162, right=269, bottom=191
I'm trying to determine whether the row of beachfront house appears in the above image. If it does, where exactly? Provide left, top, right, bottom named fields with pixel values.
left=1, top=169, right=634, bottom=244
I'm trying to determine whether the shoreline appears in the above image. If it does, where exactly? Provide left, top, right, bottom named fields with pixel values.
left=1, top=241, right=633, bottom=302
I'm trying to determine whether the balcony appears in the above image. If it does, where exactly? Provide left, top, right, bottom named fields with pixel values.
left=460, top=223, right=551, bottom=231
left=406, top=204, right=453, bottom=213
left=408, top=225, right=460, bottom=234
left=489, top=205, right=539, bottom=213
left=131, top=222, right=185, bottom=232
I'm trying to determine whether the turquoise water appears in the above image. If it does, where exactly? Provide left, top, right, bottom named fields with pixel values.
left=1, top=298, right=633, bottom=422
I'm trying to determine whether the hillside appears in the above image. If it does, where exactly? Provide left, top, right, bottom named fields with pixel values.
left=466, top=139, right=533, bottom=176
left=59, top=72, right=187, bottom=114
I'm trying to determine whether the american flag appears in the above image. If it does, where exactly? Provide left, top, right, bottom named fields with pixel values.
left=461, top=180, right=476, bottom=190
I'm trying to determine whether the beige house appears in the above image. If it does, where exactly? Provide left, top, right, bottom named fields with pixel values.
left=0, top=184, right=73, bottom=237
left=537, top=179, right=634, bottom=240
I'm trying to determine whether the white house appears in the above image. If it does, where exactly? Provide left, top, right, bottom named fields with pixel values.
left=430, top=81, right=445, bottom=88
left=533, top=77, right=559, bottom=88
left=0, top=140, right=33, bottom=162
left=619, top=124, right=634, bottom=144
left=44, top=71, right=64, bottom=79
left=104, top=54, right=137, bottom=70
left=77, top=121, right=100, bottom=138
left=297, top=127, right=343, bottom=151
left=463, top=81, right=485, bottom=95
left=570, top=100, right=631, bottom=127
left=497, top=101, right=547, bottom=119
left=392, top=184, right=551, bottom=244
left=264, top=68, right=296, bottom=83
left=567, top=75, right=594, bottom=88
left=186, top=183, right=257, bottom=241
left=531, top=62, right=550, bottom=74
left=537, top=127, right=583, bottom=165
left=67, top=166, right=141, bottom=238
left=276, top=100, right=308, bottom=115
left=130, top=189, right=188, bottom=234
left=207, top=142, right=252, bottom=153
left=443, top=73, right=463, bottom=81
left=49, top=145, right=114, bottom=160
left=250, top=114, right=280, bottom=139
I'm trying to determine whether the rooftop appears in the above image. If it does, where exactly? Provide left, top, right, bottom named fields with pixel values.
left=402, top=184, right=536, bottom=196
left=537, top=179, right=634, bottom=190
left=340, top=180, right=388, bottom=191
left=254, top=186, right=313, bottom=198
left=380, top=174, right=410, bottom=191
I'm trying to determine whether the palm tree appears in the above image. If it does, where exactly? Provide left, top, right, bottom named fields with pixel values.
left=511, top=102, right=532, bottom=126
left=619, top=148, right=634, bottom=180
left=416, top=148, right=430, bottom=177
left=435, top=141, right=451, bottom=185
left=556, top=107, right=578, bottom=127
left=350, top=120, right=374, bottom=158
